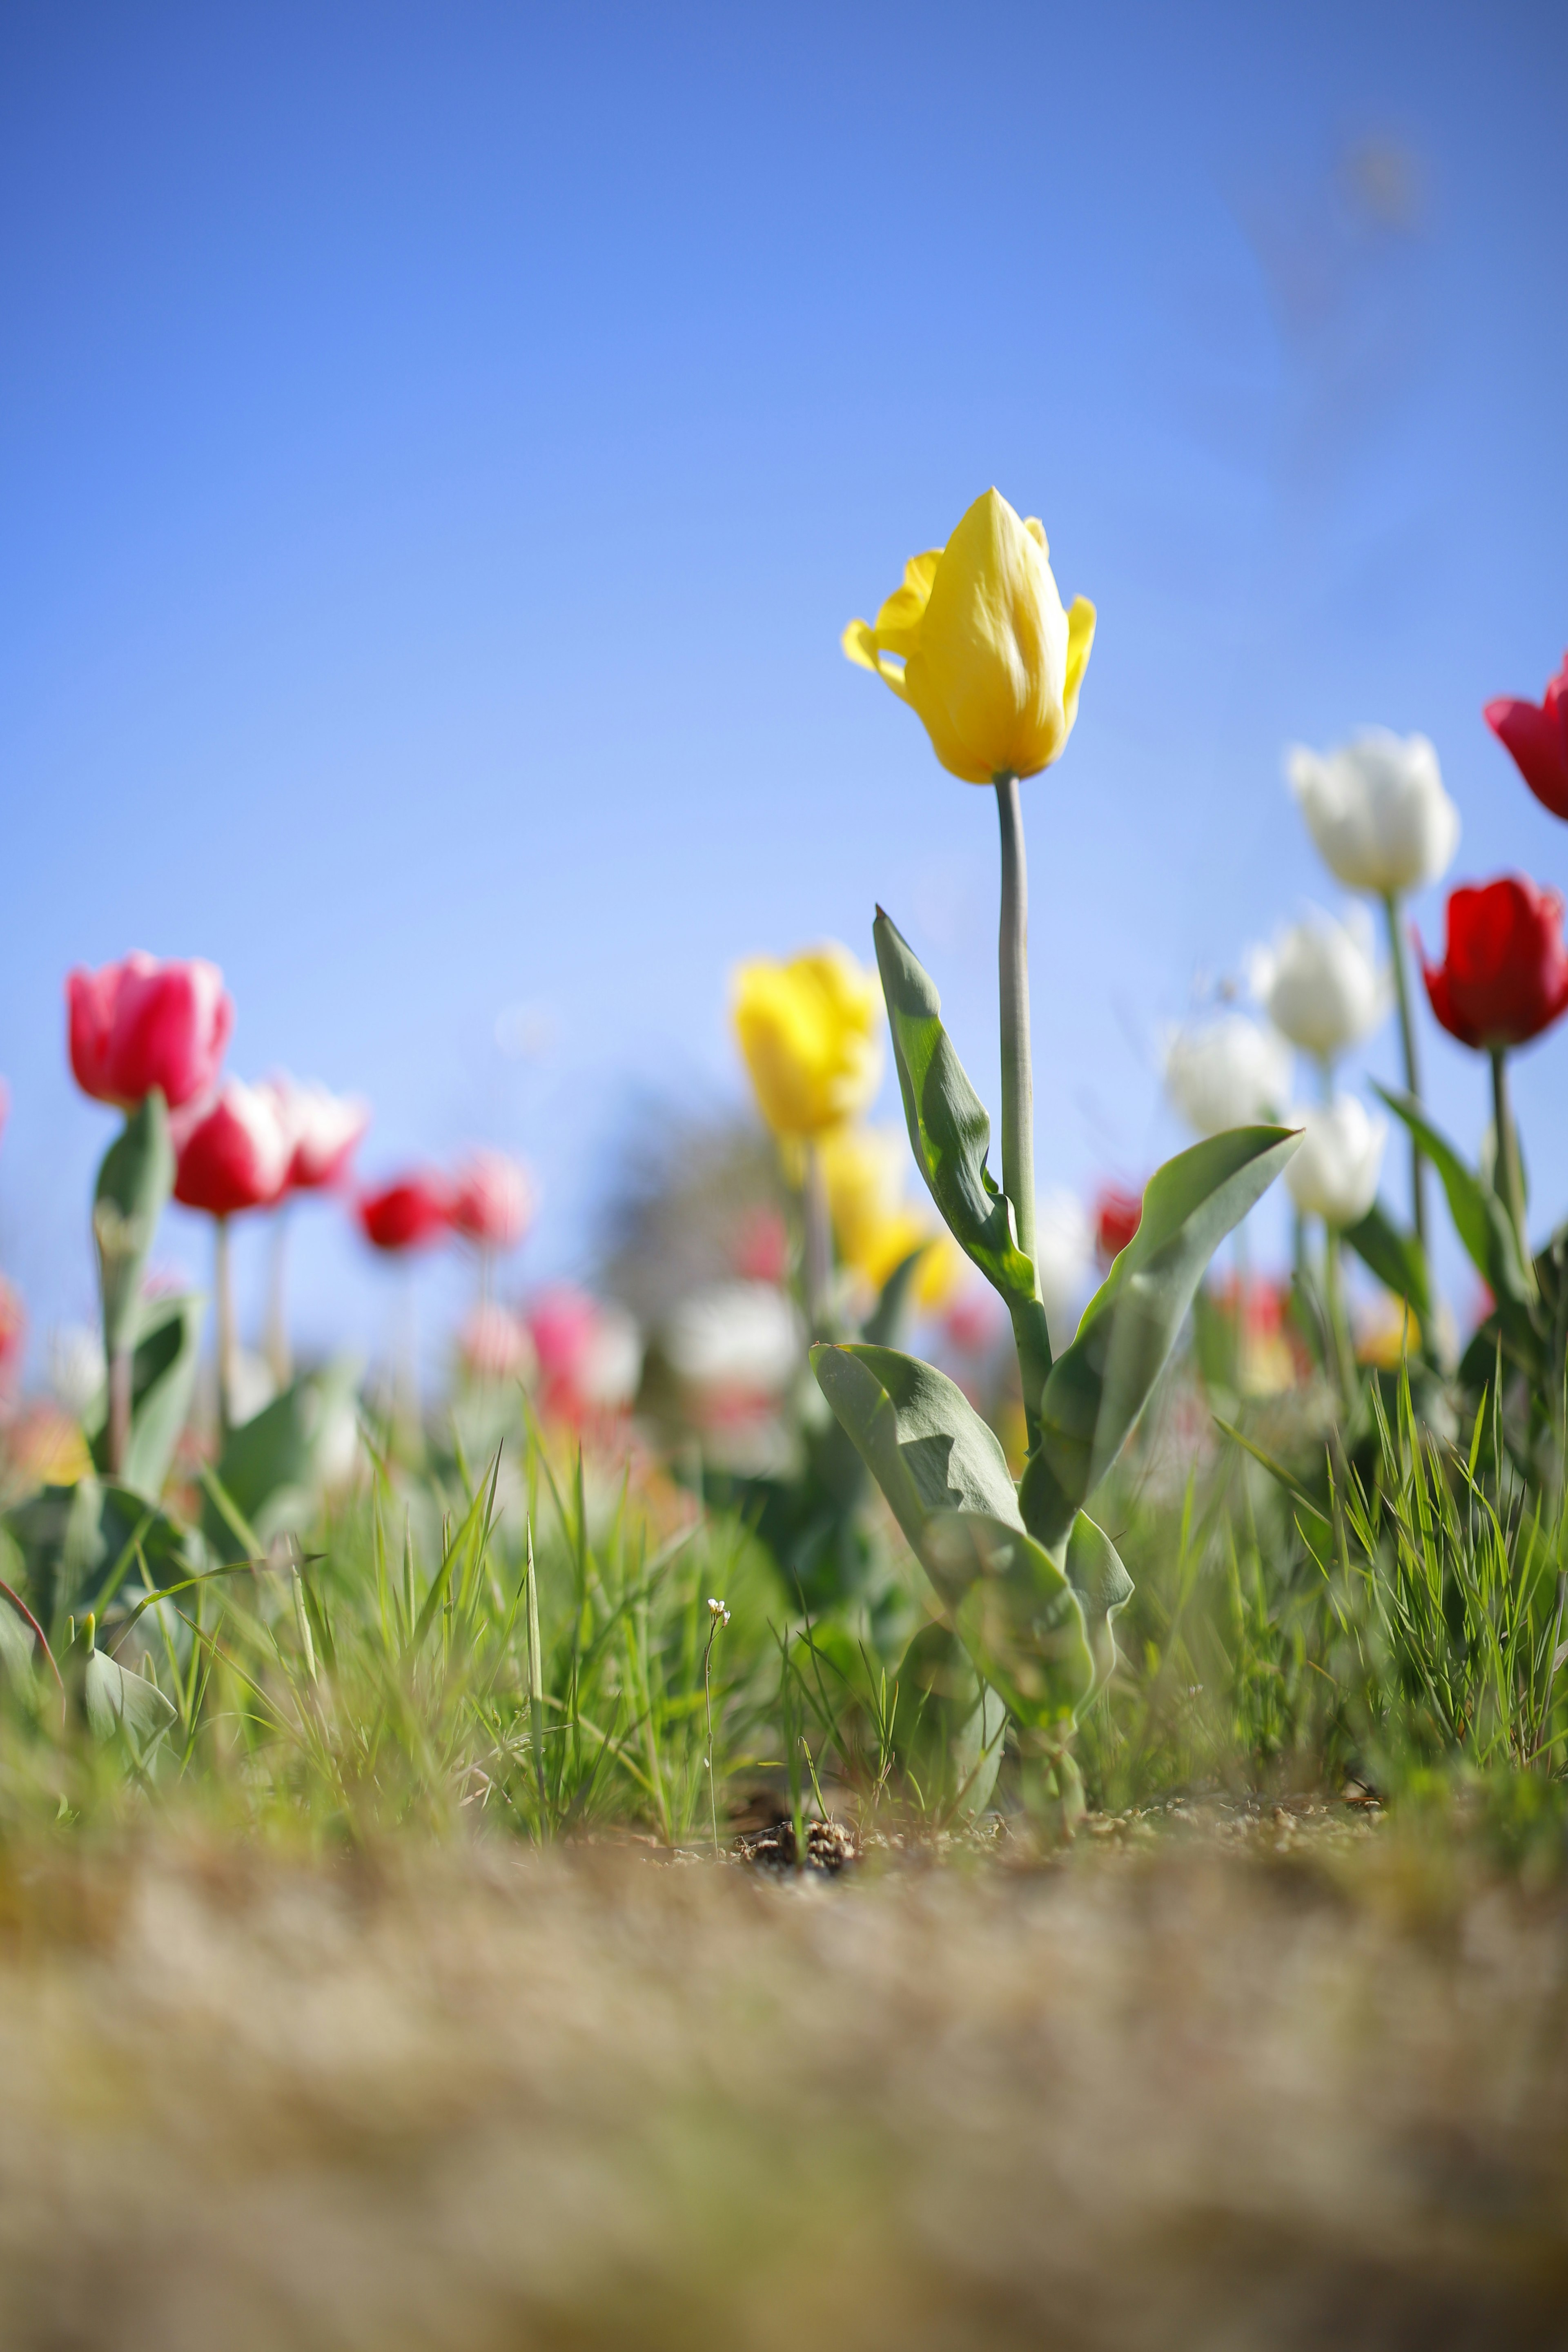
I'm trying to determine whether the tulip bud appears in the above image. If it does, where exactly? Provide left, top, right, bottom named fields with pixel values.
left=1285, top=730, right=1459, bottom=898
left=1163, top=1013, right=1292, bottom=1138
left=67, top=952, right=233, bottom=1112
left=844, top=489, right=1095, bottom=784
left=450, top=1149, right=535, bottom=1252
left=356, top=1172, right=455, bottom=1253
left=526, top=1287, right=642, bottom=1422
left=173, top=1080, right=292, bottom=1218
left=1419, top=874, right=1568, bottom=1052
left=731, top=945, right=882, bottom=1140
left=1485, top=655, right=1568, bottom=822
left=1248, top=906, right=1388, bottom=1064
left=261, top=1075, right=370, bottom=1193
left=1093, top=1184, right=1143, bottom=1267
left=1283, top=1097, right=1387, bottom=1229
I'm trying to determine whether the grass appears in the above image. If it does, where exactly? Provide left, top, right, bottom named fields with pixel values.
left=1, top=1336, right=1567, bottom=1873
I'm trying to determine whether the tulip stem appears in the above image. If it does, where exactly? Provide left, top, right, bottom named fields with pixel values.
left=1323, top=1224, right=1357, bottom=1407
left=214, top=1216, right=236, bottom=1439
left=1383, top=892, right=1428, bottom=1252
left=1490, top=1047, right=1530, bottom=1268
left=106, top=1348, right=131, bottom=1479
left=994, top=775, right=1038, bottom=1279
left=265, top=1205, right=292, bottom=1392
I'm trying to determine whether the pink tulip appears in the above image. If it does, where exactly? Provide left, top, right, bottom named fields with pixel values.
left=173, top=1080, right=293, bottom=1217
left=68, top=952, right=233, bottom=1111
left=450, top=1149, right=534, bottom=1252
left=0, top=1275, right=24, bottom=1414
left=458, top=1301, right=536, bottom=1382
left=357, top=1172, right=455, bottom=1253
left=526, top=1286, right=641, bottom=1424
left=262, top=1075, right=371, bottom=1193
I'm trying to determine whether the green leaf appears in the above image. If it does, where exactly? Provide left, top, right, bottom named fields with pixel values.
left=872, top=910, right=1052, bottom=1430
left=93, top=1092, right=174, bottom=1359
left=1374, top=1086, right=1541, bottom=1366
left=83, top=1644, right=177, bottom=1750
left=923, top=1510, right=1094, bottom=1736
left=892, top=1620, right=1007, bottom=1820
left=1341, top=1198, right=1434, bottom=1335
left=4, top=1477, right=194, bottom=1634
left=86, top=1292, right=205, bottom=1500
left=202, top=1357, right=361, bottom=1559
left=862, top=1244, right=926, bottom=1348
left=1064, top=1510, right=1134, bottom=1699
left=1020, top=1126, right=1300, bottom=1548
left=808, top=1342, right=1023, bottom=1575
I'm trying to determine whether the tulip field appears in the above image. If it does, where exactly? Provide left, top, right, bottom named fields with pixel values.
left=7, top=488, right=1568, bottom=2344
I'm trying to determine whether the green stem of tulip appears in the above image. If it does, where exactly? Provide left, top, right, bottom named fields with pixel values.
left=1490, top=1047, right=1529, bottom=1269
left=994, top=774, right=1037, bottom=1281
left=1323, top=1223, right=1356, bottom=1407
left=265, top=1206, right=292, bottom=1392
left=106, top=1348, right=131, bottom=1479
left=1383, top=892, right=1427, bottom=1252
left=214, top=1216, right=235, bottom=1440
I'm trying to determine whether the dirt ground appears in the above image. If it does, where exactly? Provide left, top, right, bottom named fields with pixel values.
left=2, top=1806, right=1567, bottom=2351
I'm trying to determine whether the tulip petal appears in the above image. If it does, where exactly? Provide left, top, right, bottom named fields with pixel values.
left=1061, top=596, right=1096, bottom=736
left=913, top=489, right=1072, bottom=782
left=842, top=619, right=881, bottom=672
left=1023, top=517, right=1048, bottom=553
left=873, top=548, right=942, bottom=656
left=842, top=617, right=911, bottom=702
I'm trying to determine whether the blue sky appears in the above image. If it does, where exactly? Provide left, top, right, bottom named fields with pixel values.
left=2, top=0, right=1566, bottom=1370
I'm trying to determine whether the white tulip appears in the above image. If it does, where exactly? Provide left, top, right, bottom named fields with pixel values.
left=48, top=1323, right=106, bottom=1419
left=1163, top=1013, right=1292, bottom=1138
left=1033, top=1188, right=1093, bottom=1347
left=1283, top=1096, right=1387, bottom=1228
left=1249, top=905, right=1389, bottom=1063
left=1285, top=728, right=1459, bottom=898
left=580, top=1306, right=643, bottom=1409
left=662, top=1282, right=799, bottom=1396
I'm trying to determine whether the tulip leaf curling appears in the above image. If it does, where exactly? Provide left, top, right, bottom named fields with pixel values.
left=871, top=909, right=1053, bottom=1429
left=1020, top=1126, right=1301, bottom=1549
left=85, top=1292, right=205, bottom=1503
left=891, top=1620, right=1007, bottom=1820
left=92, top=1090, right=174, bottom=1363
left=808, top=1342, right=1112, bottom=1737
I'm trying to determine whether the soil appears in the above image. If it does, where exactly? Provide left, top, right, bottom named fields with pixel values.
left=0, top=1812, right=1564, bottom=2350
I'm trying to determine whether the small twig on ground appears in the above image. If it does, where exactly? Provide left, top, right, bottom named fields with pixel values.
left=704, top=1597, right=730, bottom=1855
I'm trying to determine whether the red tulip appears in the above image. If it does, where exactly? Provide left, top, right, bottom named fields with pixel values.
left=1093, top=1183, right=1143, bottom=1267
left=357, top=1172, right=455, bottom=1253
left=450, top=1149, right=534, bottom=1252
left=262, top=1075, right=370, bottom=1193
left=1419, top=875, right=1568, bottom=1051
left=173, top=1080, right=293, bottom=1217
left=68, top=952, right=233, bottom=1111
left=1485, top=655, right=1568, bottom=821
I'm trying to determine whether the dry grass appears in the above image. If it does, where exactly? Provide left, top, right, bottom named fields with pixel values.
left=1, top=1817, right=1567, bottom=2349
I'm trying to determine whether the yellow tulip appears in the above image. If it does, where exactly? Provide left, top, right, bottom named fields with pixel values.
left=843, top=488, right=1095, bottom=784
left=731, top=945, right=882, bottom=1139
left=819, top=1125, right=962, bottom=1310
left=820, top=1125, right=905, bottom=1264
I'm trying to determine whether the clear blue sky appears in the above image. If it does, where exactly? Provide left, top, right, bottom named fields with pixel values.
left=2, top=0, right=1565, bottom=1368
